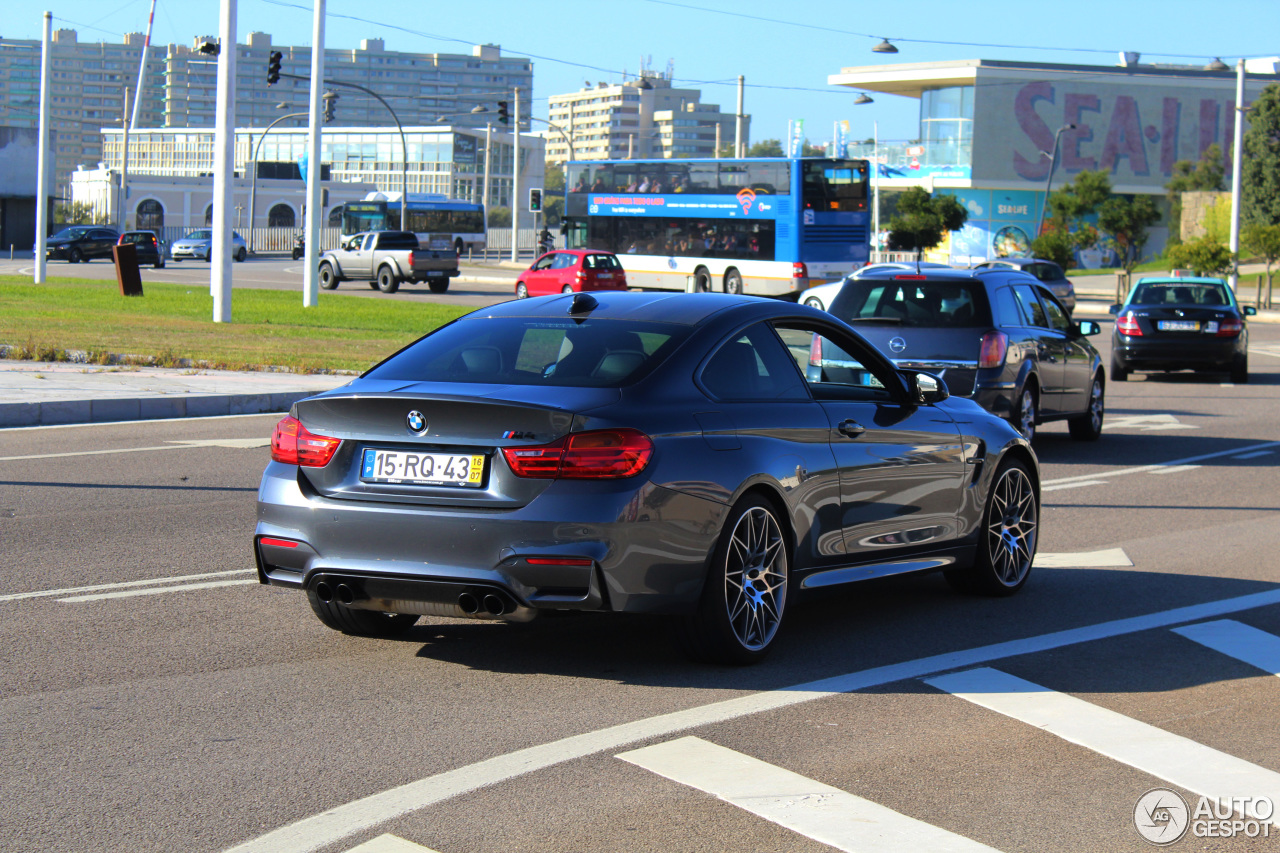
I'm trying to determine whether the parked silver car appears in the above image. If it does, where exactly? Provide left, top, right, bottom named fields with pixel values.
left=171, top=229, right=247, bottom=262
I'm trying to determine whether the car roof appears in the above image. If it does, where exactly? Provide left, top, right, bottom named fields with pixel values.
left=848, top=266, right=994, bottom=282
left=1134, top=275, right=1226, bottom=285
left=472, top=290, right=776, bottom=326
left=978, top=257, right=1058, bottom=268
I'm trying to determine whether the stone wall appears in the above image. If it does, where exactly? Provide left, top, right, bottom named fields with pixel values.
left=1181, top=191, right=1230, bottom=240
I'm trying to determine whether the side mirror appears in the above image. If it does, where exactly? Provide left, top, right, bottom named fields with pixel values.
left=1244, top=306, right=1258, bottom=316
left=1076, top=320, right=1102, bottom=337
left=1108, top=304, right=1122, bottom=315
left=903, top=370, right=950, bottom=404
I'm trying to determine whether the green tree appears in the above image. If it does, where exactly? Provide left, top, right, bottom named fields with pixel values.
left=1029, top=225, right=1077, bottom=269
left=1165, top=235, right=1232, bottom=276
left=1242, top=221, right=1280, bottom=308
left=886, top=187, right=968, bottom=259
left=746, top=139, right=785, bottom=157
left=1045, top=169, right=1111, bottom=250
left=53, top=201, right=105, bottom=225
left=488, top=206, right=511, bottom=228
left=542, top=164, right=564, bottom=227
left=1164, top=143, right=1225, bottom=246
left=1097, top=194, right=1161, bottom=273
left=1241, top=83, right=1280, bottom=226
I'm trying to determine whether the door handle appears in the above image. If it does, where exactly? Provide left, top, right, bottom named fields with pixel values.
left=838, top=419, right=866, bottom=438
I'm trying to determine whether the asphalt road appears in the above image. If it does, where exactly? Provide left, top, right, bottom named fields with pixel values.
left=2, top=325, right=1280, bottom=853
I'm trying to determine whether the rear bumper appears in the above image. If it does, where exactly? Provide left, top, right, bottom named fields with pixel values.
left=254, top=461, right=722, bottom=616
left=1114, top=337, right=1242, bottom=369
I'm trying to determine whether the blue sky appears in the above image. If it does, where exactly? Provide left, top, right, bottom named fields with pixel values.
left=11, top=0, right=1280, bottom=144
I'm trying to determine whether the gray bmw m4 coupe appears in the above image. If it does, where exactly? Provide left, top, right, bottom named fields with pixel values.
left=255, top=291, right=1040, bottom=664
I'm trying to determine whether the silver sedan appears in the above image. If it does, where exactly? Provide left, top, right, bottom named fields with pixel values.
left=170, top=229, right=248, bottom=262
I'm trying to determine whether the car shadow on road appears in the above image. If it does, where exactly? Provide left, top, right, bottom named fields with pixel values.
left=1031, top=429, right=1280, bottom=469
left=396, top=566, right=1280, bottom=693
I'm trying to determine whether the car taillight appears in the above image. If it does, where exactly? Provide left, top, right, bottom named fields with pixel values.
left=1216, top=318, right=1243, bottom=337
left=792, top=262, right=808, bottom=279
left=1116, top=312, right=1143, bottom=336
left=270, top=415, right=342, bottom=467
left=407, top=250, right=415, bottom=267
left=576, top=270, right=588, bottom=281
left=978, top=331, right=1009, bottom=369
left=503, top=428, right=653, bottom=479
left=809, top=332, right=823, bottom=366
left=893, top=274, right=927, bottom=280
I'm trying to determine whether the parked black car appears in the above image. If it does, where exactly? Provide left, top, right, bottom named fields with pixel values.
left=1109, top=276, right=1255, bottom=383
left=972, top=257, right=1076, bottom=314
left=45, top=226, right=119, bottom=263
left=817, top=266, right=1105, bottom=441
left=117, top=231, right=166, bottom=269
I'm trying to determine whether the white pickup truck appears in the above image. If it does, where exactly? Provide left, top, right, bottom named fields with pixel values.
left=317, top=230, right=460, bottom=294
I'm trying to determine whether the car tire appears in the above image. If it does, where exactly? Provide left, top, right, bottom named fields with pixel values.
left=376, top=267, right=400, bottom=294
left=1231, top=354, right=1249, bottom=384
left=1110, top=355, right=1128, bottom=382
left=680, top=494, right=789, bottom=665
left=235, top=247, right=247, bottom=262
left=694, top=267, right=713, bottom=293
left=515, top=282, right=529, bottom=299
left=428, top=279, right=448, bottom=294
left=306, top=589, right=418, bottom=638
left=1011, top=382, right=1038, bottom=441
left=454, top=238, right=465, bottom=257
left=1068, top=373, right=1105, bottom=441
left=155, top=260, right=165, bottom=269
left=561, top=284, right=573, bottom=294
left=69, top=248, right=82, bottom=264
left=318, top=263, right=339, bottom=290
left=171, top=257, right=181, bottom=263
left=803, top=296, right=824, bottom=310
left=724, top=268, right=744, bottom=295
left=945, top=458, right=1038, bottom=597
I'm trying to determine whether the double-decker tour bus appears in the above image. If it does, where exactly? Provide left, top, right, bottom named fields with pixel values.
left=341, top=192, right=486, bottom=254
left=562, top=157, right=870, bottom=296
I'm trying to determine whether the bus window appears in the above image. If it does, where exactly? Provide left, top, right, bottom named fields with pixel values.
left=802, top=160, right=868, bottom=211
left=687, top=162, right=717, bottom=193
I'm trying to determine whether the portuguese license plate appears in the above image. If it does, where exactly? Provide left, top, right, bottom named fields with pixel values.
left=1158, top=320, right=1199, bottom=331
left=360, top=448, right=485, bottom=487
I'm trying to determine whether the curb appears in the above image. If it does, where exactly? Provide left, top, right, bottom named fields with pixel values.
left=0, top=390, right=316, bottom=429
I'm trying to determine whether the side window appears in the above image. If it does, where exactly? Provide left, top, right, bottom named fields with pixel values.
left=1041, top=293, right=1071, bottom=332
left=362, top=234, right=376, bottom=251
left=993, top=287, right=1027, bottom=326
left=552, top=253, right=575, bottom=270
left=1012, top=284, right=1047, bottom=328
left=700, top=324, right=809, bottom=402
left=533, top=254, right=555, bottom=271
left=775, top=324, right=894, bottom=401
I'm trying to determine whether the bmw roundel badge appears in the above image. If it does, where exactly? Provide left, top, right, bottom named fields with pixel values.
left=406, top=410, right=427, bottom=434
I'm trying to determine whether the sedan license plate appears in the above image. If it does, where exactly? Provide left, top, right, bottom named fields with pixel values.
left=361, top=448, right=485, bottom=487
left=1158, top=320, right=1199, bottom=331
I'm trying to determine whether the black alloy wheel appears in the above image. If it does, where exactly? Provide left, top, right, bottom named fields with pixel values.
left=946, top=459, right=1038, bottom=596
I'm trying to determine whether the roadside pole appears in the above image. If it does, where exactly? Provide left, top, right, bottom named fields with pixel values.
left=211, top=0, right=236, bottom=322
left=510, top=87, right=520, bottom=263
left=302, top=0, right=325, bottom=307
left=33, top=11, right=51, bottom=284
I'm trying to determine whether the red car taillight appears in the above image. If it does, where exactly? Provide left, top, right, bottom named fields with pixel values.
left=503, top=428, right=653, bottom=479
left=978, top=331, right=1009, bottom=369
left=407, top=250, right=415, bottom=267
left=270, top=415, right=342, bottom=467
left=1116, top=312, right=1143, bottom=336
left=1216, top=318, right=1243, bottom=337
left=792, top=262, right=808, bottom=279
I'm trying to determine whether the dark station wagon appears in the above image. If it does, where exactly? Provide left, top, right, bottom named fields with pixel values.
left=815, top=266, right=1105, bottom=441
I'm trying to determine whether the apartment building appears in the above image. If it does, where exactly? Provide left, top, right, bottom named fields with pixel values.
left=545, top=71, right=747, bottom=164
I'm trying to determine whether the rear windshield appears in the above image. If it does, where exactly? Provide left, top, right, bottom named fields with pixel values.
left=378, top=232, right=420, bottom=250
left=829, top=279, right=991, bottom=328
left=365, top=317, right=690, bottom=387
left=1131, top=282, right=1232, bottom=306
left=1022, top=262, right=1067, bottom=283
left=584, top=254, right=621, bottom=270
left=122, top=233, right=155, bottom=245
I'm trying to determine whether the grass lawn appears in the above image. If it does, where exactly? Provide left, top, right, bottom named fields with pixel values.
left=1069, top=259, right=1170, bottom=277
left=0, top=275, right=472, bottom=373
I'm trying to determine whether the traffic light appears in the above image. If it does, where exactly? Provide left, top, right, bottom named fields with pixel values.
left=497, top=100, right=509, bottom=125
left=322, top=91, right=338, bottom=123
left=267, top=51, right=282, bottom=86
left=528, top=188, right=542, bottom=212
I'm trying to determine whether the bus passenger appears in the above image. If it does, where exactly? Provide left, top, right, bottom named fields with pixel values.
left=591, top=176, right=607, bottom=192
left=574, top=174, right=588, bottom=193
left=638, top=176, right=651, bottom=193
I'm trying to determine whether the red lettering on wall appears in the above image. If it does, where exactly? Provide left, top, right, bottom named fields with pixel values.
left=1062, top=93, right=1100, bottom=171
left=1199, top=99, right=1220, bottom=158
left=1160, top=97, right=1180, bottom=174
left=1013, top=82, right=1055, bottom=180
left=1100, top=96, right=1149, bottom=175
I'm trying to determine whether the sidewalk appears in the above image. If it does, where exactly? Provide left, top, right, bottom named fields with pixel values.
left=0, top=360, right=348, bottom=429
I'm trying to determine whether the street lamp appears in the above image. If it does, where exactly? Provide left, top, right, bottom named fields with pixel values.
left=247, top=106, right=308, bottom=252
left=854, top=93, right=874, bottom=105
left=1035, top=123, right=1077, bottom=236
left=526, top=116, right=576, bottom=161
left=872, top=38, right=898, bottom=54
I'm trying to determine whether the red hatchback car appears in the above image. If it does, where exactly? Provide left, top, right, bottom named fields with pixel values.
left=515, top=250, right=628, bottom=298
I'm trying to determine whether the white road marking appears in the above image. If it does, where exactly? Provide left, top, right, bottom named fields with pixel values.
left=342, top=835, right=441, bottom=853
left=618, top=736, right=1002, bottom=852
left=0, top=569, right=253, bottom=603
left=59, top=578, right=256, bottom=602
left=1173, top=620, right=1280, bottom=678
left=1150, top=464, right=1201, bottom=475
left=2, top=412, right=280, bottom=432
left=1032, top=548, right=1132, bottom=569
left=1232, top=450, right=1274, bottom=460
left=1248, top=347, right=1280, bottom=359
left=1040, top=441, right=1280, bottom=489
left=0, top=437, right=269, bottom=462
left=925, top=667, right=1280, bottom=825
left=220, top=587, right=1280, bottom=853
left=1106, top=414, right=1196, bottom=431
left=1042, top=479, right=1108, bottom=492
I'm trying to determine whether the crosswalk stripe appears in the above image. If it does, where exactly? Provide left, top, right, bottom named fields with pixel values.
left=0, top=569, right=254, bottom=603
left=924, top=667, right=1280, bottom=825
left=618, top=736, right=1002, bottom=852
left=342, top=835, right=440, bottom=853
left=59, top=578, right=256, bottom=602
left=1173, top=620, right=1280, bottom=677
